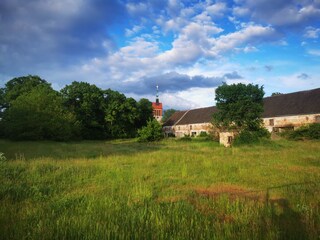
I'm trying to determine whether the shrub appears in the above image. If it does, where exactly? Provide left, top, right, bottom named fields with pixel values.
left=198, top=131, right=208, bottom=137
left=234, top=128, right=270, bottom=145
left=179, top=135, right=192, bottom=141
left=288, top=123, right=320, bottom=140
left=138, top=119, right=163, bottom=142
left=0, top=152, right=6, bottom=162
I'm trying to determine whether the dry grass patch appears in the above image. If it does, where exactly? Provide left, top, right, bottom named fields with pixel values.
left=194, top=183, right=265, bottom=202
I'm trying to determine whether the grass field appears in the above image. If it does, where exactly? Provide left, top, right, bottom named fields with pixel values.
left=0, top=138, right=319, bottom=239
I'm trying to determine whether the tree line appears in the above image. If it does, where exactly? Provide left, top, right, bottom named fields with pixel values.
left=0, top=75, right=154, bottom=141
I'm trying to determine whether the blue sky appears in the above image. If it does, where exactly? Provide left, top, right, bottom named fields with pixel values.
left=0, top=0, right=319, bottom=109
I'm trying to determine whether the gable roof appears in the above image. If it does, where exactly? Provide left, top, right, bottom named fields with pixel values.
left=163, top=107, right=217, bottom=126
left=262, top=88, right=320, bottom=118
left=163, top=110, right=187, bottom=126
left=163, top=88, right=320, bottom=126
left=177, top=106, right=217, bottom=125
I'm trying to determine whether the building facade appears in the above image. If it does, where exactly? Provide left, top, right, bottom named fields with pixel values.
left=163, top=88, right=320, bottom=145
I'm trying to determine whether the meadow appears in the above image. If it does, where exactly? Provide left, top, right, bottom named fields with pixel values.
left=0, top=138, right=319, bottom=239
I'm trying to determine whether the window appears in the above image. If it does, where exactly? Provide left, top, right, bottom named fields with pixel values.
left=190, top=125, right=192, bottom=130
left=315, top=115, right=320, bottom=123
left=178, top=126, right=180, bottom=130
left=227, top=136, right=233, bottom=144
left=269, top=119, right=274, bottom=126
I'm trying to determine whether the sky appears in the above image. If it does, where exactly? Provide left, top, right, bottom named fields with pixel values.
left=0, top=0, right=320, bottom=110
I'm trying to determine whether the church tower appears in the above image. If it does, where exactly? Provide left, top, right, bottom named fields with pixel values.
left=152, top=85, right=163, bottom=122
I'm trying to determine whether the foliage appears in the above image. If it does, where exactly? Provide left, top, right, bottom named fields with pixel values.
left=138, top=119, right=163, bottom=142
left=0, top=152, right=6, bottom=162
left=2, top=85, right=80, bottom=141
left=0, top=139, right=319, bottom=239
left=213, top=83, right=265, bottom=131
left=271, top=92, right=282, bottom=96
left=233, top=128, right=271, bottom=145
left=179, top=134, right=192, bottom=141
left=3, top=75, right=50, bottom=105
left=1, top=75, right=159, bottom=141
left=162, top=109, right=177, bottom=123
left=104, top=89, right=140, bottom=138
left=198, top=131, right=208, bottom=137
left=61, top=81, right=106, bottom=139
left=288, top=123, right=320, bottom=140
left=136, top=98, right=154, bottom=129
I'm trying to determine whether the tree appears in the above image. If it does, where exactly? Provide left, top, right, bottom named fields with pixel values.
left=271, top=92, right=282, bottom=96
left=61, top=81, right=106, bottom=139
left=2, top=85, right=79, bottom=140
left=213, top=83, right=265, bottom=131
left=136, top=98, right=153, bottom=129
left=138, top=119, right=164, bottom=142
left=3, top=75, right=50, bottom=105
left=162, top=109, right=177, bottom=123
left=104, top=89, right=141, bottom=138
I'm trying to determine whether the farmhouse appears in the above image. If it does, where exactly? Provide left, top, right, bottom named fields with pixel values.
left=163, top=88, right=320, bottom=139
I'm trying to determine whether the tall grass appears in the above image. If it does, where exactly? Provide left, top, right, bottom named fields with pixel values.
left=0, top=139, right=319, bottom=239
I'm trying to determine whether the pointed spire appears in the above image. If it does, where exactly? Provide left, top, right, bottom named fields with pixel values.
left=156, top=85, right=159, bottom=104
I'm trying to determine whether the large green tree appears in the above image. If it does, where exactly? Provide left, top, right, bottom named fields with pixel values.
left=2, top=85, right=79, bottom=140
left=61, top=81, right=106, bottom=139
left=213, top=83, right=265, bottom=131
left=104, top=89, right=141, bottom=138
left=3, top=75, right=50, bottom=105
left=136, top=98, right=153, bottom=129
left=1, top=75, right=52, bottom=138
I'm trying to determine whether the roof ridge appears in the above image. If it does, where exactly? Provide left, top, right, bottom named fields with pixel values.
left=174, top=110, right=190, bottom=126
left=264, top=87, right=320, bottom=99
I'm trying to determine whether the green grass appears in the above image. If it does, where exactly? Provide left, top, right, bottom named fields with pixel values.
left=0, top=138, right=319, bottom=239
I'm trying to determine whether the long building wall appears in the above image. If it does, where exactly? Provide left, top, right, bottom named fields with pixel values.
left=163, top=123, right=212, bottom=137
left=164, top=113, right=320, bottom=137
left=263, top=113, right=320, bottom=132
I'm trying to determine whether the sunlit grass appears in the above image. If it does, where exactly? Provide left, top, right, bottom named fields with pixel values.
left=0, top=138, right=319, bottom=239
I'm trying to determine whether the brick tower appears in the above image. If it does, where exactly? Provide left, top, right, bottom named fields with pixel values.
left=152, top=85, right=163, bottom=122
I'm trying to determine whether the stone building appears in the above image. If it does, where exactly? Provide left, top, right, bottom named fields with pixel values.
left=262, top=88, right=320, bottom=132
left=163, top=88, right=320, bottom=145
left=163, top=107, right=216, bottom=137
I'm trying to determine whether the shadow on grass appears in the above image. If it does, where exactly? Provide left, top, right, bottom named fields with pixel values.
left=268, top=198, right=308, bottom=240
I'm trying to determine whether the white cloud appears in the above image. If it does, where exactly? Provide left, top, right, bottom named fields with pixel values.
left=209, top=25, right=276, bottom=55
left=232, top=6, right=250, bottom=17
left=125, top=25, right=143, bottom=37
left=304, top=26, right=320, bottom=38
left=234, top=0, right=320, bottom=27
left=126, top=2, right=148, bottom=16
left=307, top=49, right=320, bottom=56
left=206, top=2, right=227, bottom=17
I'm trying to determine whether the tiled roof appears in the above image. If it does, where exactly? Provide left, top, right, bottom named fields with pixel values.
left=163, top=88, right=320, bottom=126
left=262, top=88, right=320, bottom=118
left=163, top=110, right=187, bottom=126
left=177, top=106, right=217, bottom=125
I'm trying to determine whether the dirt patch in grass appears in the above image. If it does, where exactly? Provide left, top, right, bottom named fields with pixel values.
left=194, top=183, right=264, bottom=201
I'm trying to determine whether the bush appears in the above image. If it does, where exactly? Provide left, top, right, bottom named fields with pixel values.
left=138, top=119, right=163, bottom=142
left=288, top=123, right=320, bottom=140
left=0, top=152, right=6, bottom=162
left=234, top=128, right=270, bottom=145
left=198, top=131, right=208, bottom=137
left=179, top=135, right=192, bottom=141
